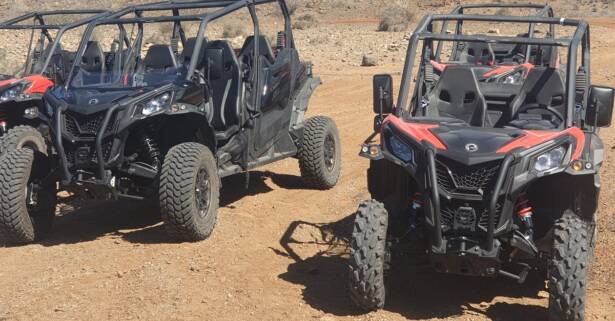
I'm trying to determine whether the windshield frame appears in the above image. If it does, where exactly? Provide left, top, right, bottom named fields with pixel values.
left=0, top=10, right=110, bottom=78
left=399, top=14, right=590, bottom=129
left=65, top=0, right=263, bottom=90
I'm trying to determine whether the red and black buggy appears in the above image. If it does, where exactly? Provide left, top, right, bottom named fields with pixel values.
left=349, top=6, right=614, bottom=321
left=0, top=9, right=110, bottom=154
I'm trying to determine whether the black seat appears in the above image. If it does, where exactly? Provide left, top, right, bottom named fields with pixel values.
left=81, top=41, right=105, bottom=73
left=427, top=66, right=487, bottom=127
left=143, top=44, right=178, bottom=72
left=238, top=35, right=275, bottom=67
left=458, top=41, right=494, bottom=65
left=181, top=37, right=208, bottom=67
left=204, top=40, right=241, bottom=140
left=509, top=67, right=565, bottom=129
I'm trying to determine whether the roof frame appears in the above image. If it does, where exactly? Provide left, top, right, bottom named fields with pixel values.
left=399, top=14, right=590, bottom=128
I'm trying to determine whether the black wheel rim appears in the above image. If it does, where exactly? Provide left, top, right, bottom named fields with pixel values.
left=195, top=168, right=211, bottom=217
left=324, top=133, right=336, bottom=171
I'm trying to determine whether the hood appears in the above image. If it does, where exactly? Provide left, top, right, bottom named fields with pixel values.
left=383, top=115, right=583, bottom=166
left=48, top=86, right=145, bottom=115
left=430, top=126, right=522, bottom=164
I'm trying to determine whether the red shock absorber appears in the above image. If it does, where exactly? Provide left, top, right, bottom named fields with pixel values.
left=410, top=192, right=424, bottom=209
left=515, top=193, right=534, bottom=239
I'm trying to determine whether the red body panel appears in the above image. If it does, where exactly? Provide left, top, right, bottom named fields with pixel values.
left=23, top=75, right=54, bottom=94
left=496, top=127, right=585, bottom=160
left=385, top=115, right=585, bottom=160
left=383, top=115, right=448, bottom=150
left=0, top=74, right=54, bottom=96
left=0, top=79, right=14, bottom=88
left=429, top=60, right=448, bottom=73
left=481, top=63, right=534, bottom=79
left=429, top=60, right=535, bottom=80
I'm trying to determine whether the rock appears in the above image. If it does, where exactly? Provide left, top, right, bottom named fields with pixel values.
left=361, top=55, right=378, bottom=67
left=488, top=28, right=500, bottom=34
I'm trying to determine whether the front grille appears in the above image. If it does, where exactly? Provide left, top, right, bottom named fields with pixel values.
left=65, top=140, right=114, bottom=166
left=63, top=111, right=116, bottom=137
left=436, top=158, right=501, bottom=195
left=440, top=199, right=502, bottom=232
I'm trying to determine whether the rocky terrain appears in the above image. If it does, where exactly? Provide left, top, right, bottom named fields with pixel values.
left=1, top=1, right=615, bottom=321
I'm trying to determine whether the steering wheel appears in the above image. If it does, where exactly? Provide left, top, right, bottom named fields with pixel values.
left=515, top=103, right=565, bottom=128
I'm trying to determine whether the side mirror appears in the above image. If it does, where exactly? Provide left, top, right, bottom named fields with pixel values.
left=587, top=85, right=614, bottom=128
left=373, top=74, right=394, bottom=114
left=204, top=48, right=224, bottom=80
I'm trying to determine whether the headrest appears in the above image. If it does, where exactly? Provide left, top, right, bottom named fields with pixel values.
left=521, top=67, right=565, bottom=106
left=81, top=41, right=104, bottom=71
left=143, top=44, right=178, bottom=70
left=181, top=37, right=208, bottom=66
left=240, top=35, right=275, bottom=63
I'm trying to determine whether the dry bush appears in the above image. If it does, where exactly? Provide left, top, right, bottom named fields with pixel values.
left=158, top=23, right=174, bottom=35
left=145, top=23, right=175, bottom=44
left=222, top=20, right=247, bottom=38
left=495, top=8, right=509, bottom=16
left=377, top=3, right=417, bottom=32
left=3, top=0, right=29, bottom=18
left=286, top=0, right=300, bottom=15
left=293, top=14, right=319, bottom=30
left=0, top=48, right=8, bottom=75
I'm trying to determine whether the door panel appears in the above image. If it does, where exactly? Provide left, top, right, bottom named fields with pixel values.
left=252, top=48, right=298, bottom=155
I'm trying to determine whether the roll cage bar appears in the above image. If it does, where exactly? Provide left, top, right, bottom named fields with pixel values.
left=436, top=3, right=556, bottom=63
left=0, top=10, right=111, bottom=76
left=450, top=3, right=554, bottom=16
left=66, top=0, right=293, bottom=88
left=0, top=10, right=108, bottom=29
left=400, top=14, right=590, bottom=128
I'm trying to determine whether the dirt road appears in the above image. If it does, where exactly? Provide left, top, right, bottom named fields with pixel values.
left=1, top=18, right=615, bottom=321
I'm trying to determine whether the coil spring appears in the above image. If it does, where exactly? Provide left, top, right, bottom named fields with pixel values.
left=515, top=193, right=533, bottom=220
left=139, top=123, right=161, bottom=170
left=515, top=193, right=534, bottom=238
left=276, top=31, right=286, bottom=50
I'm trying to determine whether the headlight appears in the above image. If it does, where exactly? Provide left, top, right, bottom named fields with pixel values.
left=388, top=135, right=413, bottom=163
left=534, top=146, right=566, bottom=172
left=135, top=92, right=173, bottom=117
left=0, top=82, right=30, bottom=102
left=502, top=70, right=523, bottom=84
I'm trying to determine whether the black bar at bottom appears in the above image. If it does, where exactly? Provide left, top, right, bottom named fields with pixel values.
left=54, top=106, right=71, bottom=183
left=426, top=149, right=442, bottom=249
left=95, top=106, right=120, bottom=181
left=487, top=154, right=514, bottom=252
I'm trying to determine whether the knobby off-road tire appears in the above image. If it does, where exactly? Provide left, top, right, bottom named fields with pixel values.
left=159, top=142, right=220, bottom=242
left=548, top=210, right=592, bottom=321
left=0, top=148, right=56, bottom=244
left=0, top=125, right=47, bottom=156
left=298, top=116, right=341, bottom=189
left=348, top=200, right=389, bottom=311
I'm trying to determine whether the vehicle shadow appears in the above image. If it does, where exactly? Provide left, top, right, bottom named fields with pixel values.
left=220, top=170, right=316, bottom=208
left=276, top=213, right=548, bottom=320
left=40, top=198, right=162, bottom=247
left=39, top=170, right=309, bottom=246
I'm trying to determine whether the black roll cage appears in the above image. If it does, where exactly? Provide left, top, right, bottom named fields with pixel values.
left=0, top=9, right=111, bottom=76
left=399, top=14, right=591, bottom=129
left=66, top=0, right=294, bottom=90
left=436, top=3, right=556, bottom=62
